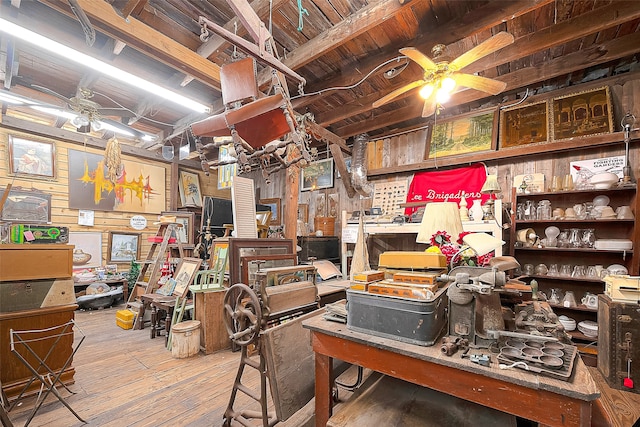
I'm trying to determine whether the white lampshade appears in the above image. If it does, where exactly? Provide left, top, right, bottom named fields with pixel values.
left=462, top=232, right=504, bottom=256
left=416, top=202, right=464, bottom=244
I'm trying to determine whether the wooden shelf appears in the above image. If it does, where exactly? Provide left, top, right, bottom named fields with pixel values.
left=515, top=247, right=633, bottom=254
left=515, top=219, right=634, bottom=225
left=528, top=275, right=603, bottom=283
left=548, top=303, right=598, bottom=313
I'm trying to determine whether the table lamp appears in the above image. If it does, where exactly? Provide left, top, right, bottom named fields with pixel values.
left=416, top=202, right=464, bottom=244
left=449, top=232, right=505, bottom=269
left=480, top=174, right=502, bottom=220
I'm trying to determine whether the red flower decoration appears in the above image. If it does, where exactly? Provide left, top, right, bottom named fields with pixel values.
left=430, top=231, right=451, bottom=247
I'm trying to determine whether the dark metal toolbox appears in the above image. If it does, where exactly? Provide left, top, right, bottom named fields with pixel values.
left=597, top=293, right=640, bottom=394
left=346, top=283, right=448, bottom=346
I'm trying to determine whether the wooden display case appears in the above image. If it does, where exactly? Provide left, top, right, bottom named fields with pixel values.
left=0, top=244, right=77, bottom=399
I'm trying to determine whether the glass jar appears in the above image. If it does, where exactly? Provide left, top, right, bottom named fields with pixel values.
left=557, top=229, right=570, bottom=248
left=524, top=200, right=536, bottom=220
left=581, top=228, right=596, bottom=248
left=536, top=200, right=551, bottom=220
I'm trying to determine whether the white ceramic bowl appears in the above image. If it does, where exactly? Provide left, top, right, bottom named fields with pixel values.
left=578, top=320, right=598, bottom=338
left=590, top=172, right=619, bottom=189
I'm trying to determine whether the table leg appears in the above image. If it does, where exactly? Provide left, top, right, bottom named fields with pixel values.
left=150, top=306, right=157, bottom=339
left=315, top=353, right=333, bottom=427
left=164, top=308, right=172, bottom=346
left=137, top=301, right=147, bottom=330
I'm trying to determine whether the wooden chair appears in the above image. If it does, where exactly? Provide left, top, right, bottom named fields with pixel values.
left=190, top=57, right=310, bottom=175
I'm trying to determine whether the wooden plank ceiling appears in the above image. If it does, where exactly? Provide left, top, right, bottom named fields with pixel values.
left=1, top=0, right=640, bottom=157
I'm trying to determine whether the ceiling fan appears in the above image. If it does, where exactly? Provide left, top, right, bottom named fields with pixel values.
left=25, top=84, right=155, bottom=141
left=373, top=32, right=515, bottom=117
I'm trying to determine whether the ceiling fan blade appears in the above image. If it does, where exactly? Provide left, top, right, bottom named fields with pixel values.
left=98, top=107, right=135, bottom=118
left=373, top=80, right=426, bottom=108
left=30, top=84, right=73, bottom=104
left=449, top=32, right=514, bottom=71
left=421, top=100, right=437, bottom=118
left=453, top=73, right=507, bottom=95
left=400, top=47, right=437, bottom=71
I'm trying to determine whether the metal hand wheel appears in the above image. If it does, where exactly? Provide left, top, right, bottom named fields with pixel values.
left=223, top=283, right=262, bottom=346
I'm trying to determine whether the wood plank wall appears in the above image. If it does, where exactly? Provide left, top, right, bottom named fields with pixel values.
left=251, top=77, right=640, bottom=241
left=0, top=127, right=230, bottom=270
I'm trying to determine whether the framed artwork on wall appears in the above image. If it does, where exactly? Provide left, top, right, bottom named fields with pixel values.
left=178, top=170, right=203, bottom=207
left=161, top=210, right=195, bottom=244
left=424, top=108, right=498, bottom=159
left=8, top=136, right=56, bottom=178
left=107, top=231, right=141, bottom=263
left=301, top=158, right=334, bottom=191
left=259, top=198, right=281, bottom=225
left=68, top=231, right=103, bottom=268
left=499, top=101, right=549, bottom=149
left=0, top=187, right=52, bottom=224
left=551, top=86, right=613, bottom=141
left=67, top=149, right=166, bottom=213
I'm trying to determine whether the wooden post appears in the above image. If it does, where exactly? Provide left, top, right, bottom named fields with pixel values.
left=284, top=147, right=301, bottom=240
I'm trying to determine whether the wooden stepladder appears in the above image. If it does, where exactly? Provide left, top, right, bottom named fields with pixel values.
left=126, top=222, right=185, bottom=329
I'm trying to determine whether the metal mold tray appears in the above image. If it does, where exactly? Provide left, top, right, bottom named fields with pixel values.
left=497, top=338, right=578, bottom=380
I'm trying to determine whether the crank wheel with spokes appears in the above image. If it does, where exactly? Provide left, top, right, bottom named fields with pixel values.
left=223, top=283, right=262, bottom=346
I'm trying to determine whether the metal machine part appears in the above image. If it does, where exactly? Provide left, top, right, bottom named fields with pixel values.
left=443, top=265, right=510, bottom=348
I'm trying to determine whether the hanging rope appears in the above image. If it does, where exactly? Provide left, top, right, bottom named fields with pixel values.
left=297, top=0, right=308, bottom=31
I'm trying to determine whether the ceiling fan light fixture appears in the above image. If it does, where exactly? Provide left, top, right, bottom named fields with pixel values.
left=419, top=83, right=434, bottom=100
left=435, top=87, right=451, bottom=104
left=441, top=77, right=456, bottom=92
left=0, top=18, right=211, bottom=114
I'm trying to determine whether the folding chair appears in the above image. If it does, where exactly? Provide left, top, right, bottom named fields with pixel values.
left=9, top=321, right=86, bottom=426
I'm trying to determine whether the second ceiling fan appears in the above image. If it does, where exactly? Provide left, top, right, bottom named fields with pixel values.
left=373, top=32, right=515, bottom=117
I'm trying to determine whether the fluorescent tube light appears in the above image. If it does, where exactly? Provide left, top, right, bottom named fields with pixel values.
left=31, top=105, right=78, bottom=120
left=0, top=91, right=28, bottom=104
left=0, top=18, right=211, bottom=114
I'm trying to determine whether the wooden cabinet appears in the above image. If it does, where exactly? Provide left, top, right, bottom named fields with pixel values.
left=194, top=289, right=230, bottom=354
left=0, top=244, right=77, bottom=399
left=509, top=186, right=639, bottom=356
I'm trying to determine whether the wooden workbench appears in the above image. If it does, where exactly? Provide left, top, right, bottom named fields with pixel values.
left=303, top=315, right=600, bottom=427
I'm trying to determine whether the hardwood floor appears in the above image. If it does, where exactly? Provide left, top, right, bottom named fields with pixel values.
left=8, top=305, right=640, bottom=427
left=5, top=306, right=268, bottom=427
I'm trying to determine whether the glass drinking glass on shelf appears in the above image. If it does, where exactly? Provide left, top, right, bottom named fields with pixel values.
left=563, top=174, right=574, bottom=191
left=568, top=228, right=582, bottom=248
left=572, top=265, right=586, bottom=278
left=548, top=263, right=559, bottom=276
left=559, top=264, right=572, bottom=277
left=523, top=264, right=534, bottom=275
left=524, top=200, right=536, bottom=220
left=586, top=265, right=599, bottom=279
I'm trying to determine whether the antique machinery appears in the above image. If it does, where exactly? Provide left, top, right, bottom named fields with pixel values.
left=443, top=265, right=509, bottom=348
left=222, top=265, right=318, bottom=427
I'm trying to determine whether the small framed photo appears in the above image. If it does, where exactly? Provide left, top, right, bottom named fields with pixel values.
left=259, top=198, right=281, bottom=225
left=551, top=86, right=613, bottom=141
left=108, top=231, right=141, bottom=263
left=178, top=170, right=203, bottom=207
left=161, top=210, right=195, bottom=245
left=172, top=257, right=203, bottom=298
left=499, top=100, right=549, bottom=148
left=301, top=158, right=334, bottom=191
left=8, top=136, right=56, bottom=179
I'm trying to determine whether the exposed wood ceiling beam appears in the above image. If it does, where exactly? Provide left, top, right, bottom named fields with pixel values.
left=256, top=0, right=419, bottom=87
left=321, top=1, right=640, bottom=134
left=112, top=0, right=148, bottom=19
left=292, top=0, right=555, bottom=107
left=37, top=0, right=222, bottom=90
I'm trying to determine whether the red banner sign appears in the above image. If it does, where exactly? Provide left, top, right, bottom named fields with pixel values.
left=405, top=163, right=489, bottom=215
